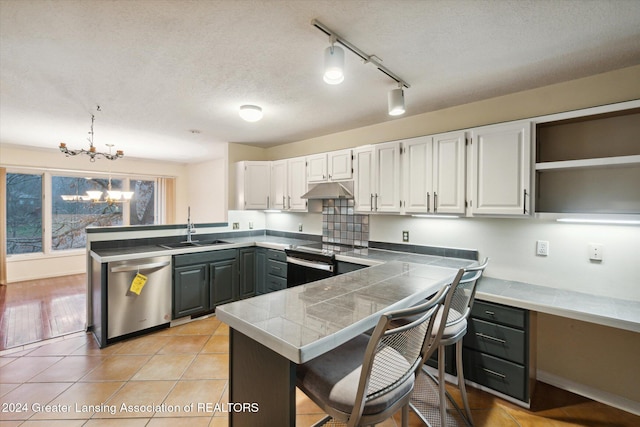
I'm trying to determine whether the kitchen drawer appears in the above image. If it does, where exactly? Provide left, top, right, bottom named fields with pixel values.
left=268, top=260, right=287, bottom=278
left=471, top=300, right=526, bottom=329
left=266, top=274, right=287, bottom=292
left=174, top=249, right=237, bottom=267
left=463, top=348, right=527, bottom=402
left=267, top=249, right=287, bottom=263
left=464, top=318, right=526, bottom=364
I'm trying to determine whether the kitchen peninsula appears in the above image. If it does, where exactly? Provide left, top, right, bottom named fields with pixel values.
left=215, top=258, right=471, bottom=427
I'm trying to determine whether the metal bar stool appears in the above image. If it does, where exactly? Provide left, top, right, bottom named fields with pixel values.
left=296, top=269, right=464, bottom=427
left=411, top=258, right=489, bottom=427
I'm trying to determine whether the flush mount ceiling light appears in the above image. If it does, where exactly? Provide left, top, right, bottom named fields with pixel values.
left=324, top=36, right=345, bottom=84
left=58, top=106, right=124, bottom=162
left=388, top=84, right=405, bottom=116
left=239, top=105, right=263, bottom=122
left=312, top=19, right=410, bottom=115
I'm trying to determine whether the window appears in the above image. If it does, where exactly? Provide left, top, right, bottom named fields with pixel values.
left=5, top=169, right=163, bottom=256
left=51, top=176, right=124, bottom=250
left=6, top=173, right=43, bottom=254
left=130, top=179, right=156, bottom=225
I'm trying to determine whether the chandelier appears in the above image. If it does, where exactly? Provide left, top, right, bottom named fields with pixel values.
left=60, top=172, right=134, bottom=204
left=59, top=107, right=124, bottom=162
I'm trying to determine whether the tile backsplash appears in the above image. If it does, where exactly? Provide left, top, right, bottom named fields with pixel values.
left=322, top=199, right=369, bottom=247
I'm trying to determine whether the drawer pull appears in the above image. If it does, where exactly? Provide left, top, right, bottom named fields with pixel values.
left=482, top=368, right=506, bottom=379
left=272, top=266, right=282, bottom=270
left=476, top=332, right=506, bottom=344
left=484, top=310, right=495, bottom=316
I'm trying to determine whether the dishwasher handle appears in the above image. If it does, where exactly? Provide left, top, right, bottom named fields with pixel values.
left=110, top=261, right=171, bottom=273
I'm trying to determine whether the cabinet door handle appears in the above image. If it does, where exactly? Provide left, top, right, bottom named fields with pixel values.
left=375, top=193, right=378, bottom=211
left=484, top=310, right=495, bottom=316
left=283, top=196, right=286, bottom=208
left=427, top=192, right=430, bottom=212
left=482, top=368, right=506, bottom=379
left=267, top=196, right=270, bottom=209
left=476, top=332, right=506, bottom=344
left=370, top=194, right=374, bottom=211
left=288, top=196, right=291, bottom=209
left=523, top=189, right=528, bottom=214
left=434, top=192, right=438, bottom=213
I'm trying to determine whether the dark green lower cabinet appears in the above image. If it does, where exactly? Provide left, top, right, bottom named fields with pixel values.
left=238, top=248, right=256, bottom=299
left=255, top=248, right=267, bottom=295
left=210, top=258, right=237, bottom=307
left=173, top=263, right=209, bottom=318
left=172, top=249, right=238, bottom=320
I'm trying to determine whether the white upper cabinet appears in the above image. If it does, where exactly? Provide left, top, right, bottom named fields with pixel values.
left=307, top=149, right=352, bottom=182
left=287, top=156, right=308, bottom=211
left=354, top=141, right=401, bottom=213
left=403, top=131, right=466, bottom=215
left=236, top=161, right=271, bottom=210
left=271, top=157, right=307, bottom=211
left=470, top=120, right=532, bottom=216
left=270, top=160, right=288, bottom=210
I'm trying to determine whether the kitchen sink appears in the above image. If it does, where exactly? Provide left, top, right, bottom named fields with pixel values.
left=158, top=240, right=230, bottom=250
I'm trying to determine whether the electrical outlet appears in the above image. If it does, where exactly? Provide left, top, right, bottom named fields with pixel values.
left=402, top=231, right=409, bottom=242
left=298, top=223, right=303, bottom=232
left=233, top=222, right=239, bottom=230
left=589, top=243, right=603, bottom=261
left=536, top=240, right=549, bottom=256
left=248, top=221, right=253, bottom=229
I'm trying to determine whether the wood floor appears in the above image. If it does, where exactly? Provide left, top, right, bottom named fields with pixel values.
left=0, top=274, right=86, bottom=350
left=1, top=275, right=638, bottom=426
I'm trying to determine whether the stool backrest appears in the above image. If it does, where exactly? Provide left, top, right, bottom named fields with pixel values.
left=348, top=268, right=465, bottom=426
left=445, top=257, right=489, bottom=327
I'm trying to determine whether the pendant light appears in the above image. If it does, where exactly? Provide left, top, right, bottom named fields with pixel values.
left=388, top=85, right=405, bottom=116
left=323, top=38, right=345, bottom=85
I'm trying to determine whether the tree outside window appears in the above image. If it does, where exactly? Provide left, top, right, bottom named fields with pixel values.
left=6, top=173, right=43, bottom=254
left=51, top=176, right=123, bottom=250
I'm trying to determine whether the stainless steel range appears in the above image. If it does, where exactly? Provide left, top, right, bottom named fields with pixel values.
left=284, top=245, right=337, bottom=288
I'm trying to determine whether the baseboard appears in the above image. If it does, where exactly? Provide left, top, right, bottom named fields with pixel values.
left=537, top=370, right=640, bottom=416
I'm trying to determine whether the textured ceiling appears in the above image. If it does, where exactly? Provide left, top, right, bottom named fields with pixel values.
left=1, top=0, right=639, bottom=163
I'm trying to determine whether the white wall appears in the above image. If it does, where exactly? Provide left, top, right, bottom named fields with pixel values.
left=186, top=155, right=228, bottom=223
left=370, top=215, right=640, bottom=301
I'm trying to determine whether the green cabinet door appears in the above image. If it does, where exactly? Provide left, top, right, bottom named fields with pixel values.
left=210, top=258, right=238, bottom=307
left=173, top=263, right=209, bottom=318
left=255, top=248, right=267, bottom=294
left=239, top=248, right=256, bottom=299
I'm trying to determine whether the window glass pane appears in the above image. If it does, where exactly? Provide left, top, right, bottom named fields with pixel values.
left=6, top=173, right=43, bottom=254
left=130, top=179, right=156, bottom=225
left=51, top=176, right=123, bottom=250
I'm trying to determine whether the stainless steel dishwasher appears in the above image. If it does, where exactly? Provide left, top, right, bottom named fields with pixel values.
left=107, top=255, right=172, bottom=340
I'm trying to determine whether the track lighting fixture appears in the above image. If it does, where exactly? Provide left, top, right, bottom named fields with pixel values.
left=323, top=36, right=344, bottom=84
left=388, top=84, right=405, bottom=116
left=312, top=19, right=410, bottom=115
left=239, top=105, right=263, bottom=122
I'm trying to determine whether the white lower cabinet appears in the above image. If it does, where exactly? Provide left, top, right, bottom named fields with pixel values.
left=470, top=120, right=532, bottom=216
left=354, top=141, right=401, bottom=213
left=403, top=131, right=466, bottom=215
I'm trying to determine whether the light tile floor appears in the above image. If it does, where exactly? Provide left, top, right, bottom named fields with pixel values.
left=1, top=315, right=639, bottom=426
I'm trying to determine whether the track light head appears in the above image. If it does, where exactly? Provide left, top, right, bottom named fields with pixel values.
left=323, top=45, right=345, bottom=85
left=388, top=87, right=405, bottom=116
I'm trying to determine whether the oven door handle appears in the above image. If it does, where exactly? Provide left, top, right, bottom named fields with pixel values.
left=286, top=256, right=335, bottom=272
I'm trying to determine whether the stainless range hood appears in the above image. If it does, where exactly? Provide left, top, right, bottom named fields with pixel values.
left=301, top=182, right=354, bottom=199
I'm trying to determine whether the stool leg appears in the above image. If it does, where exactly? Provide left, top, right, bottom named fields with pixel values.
left=438, top=344, right=447, bottom=426
left=456, top=340, right=473, bottom=425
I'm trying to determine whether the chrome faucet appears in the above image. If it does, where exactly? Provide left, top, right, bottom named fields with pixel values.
left=186, top=206, right=196, bottom=243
